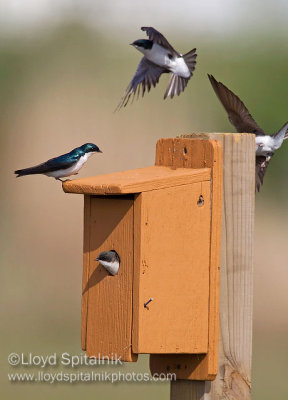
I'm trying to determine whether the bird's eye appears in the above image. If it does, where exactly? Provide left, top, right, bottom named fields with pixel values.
left=168, top=54, right=173, bottom=60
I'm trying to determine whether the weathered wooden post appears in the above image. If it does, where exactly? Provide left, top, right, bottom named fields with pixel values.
left=170, top=133, right=255, bottom=400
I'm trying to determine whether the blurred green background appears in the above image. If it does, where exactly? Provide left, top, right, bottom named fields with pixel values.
left=0, top=1, right=288, bottom=399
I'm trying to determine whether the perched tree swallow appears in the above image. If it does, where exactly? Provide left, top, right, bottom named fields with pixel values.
left=208, top=74, right=288, bottom=191
left=116, top=26, right=197, bottom=109
left=95, top=250, right=120, bottom=276
left=14, top=143, right=102, bottom=181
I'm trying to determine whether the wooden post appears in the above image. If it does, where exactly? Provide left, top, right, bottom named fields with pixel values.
left=171, top=133, right=255, bottom=400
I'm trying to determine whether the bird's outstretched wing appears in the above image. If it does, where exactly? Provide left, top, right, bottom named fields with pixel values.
left=15, top=152, right=79, bottom=177
left=255, top=155, right=272, bottom=192
left=116, top=57, right=165, bottom=110
left=272, top=121, right=288, bottom=149
left=141, top=26, right=179, bottom=57
left=208, top=74, right=265, bottom=135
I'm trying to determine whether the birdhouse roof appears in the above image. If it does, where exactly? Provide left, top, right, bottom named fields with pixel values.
left=62, top=166, right=211, bottom=195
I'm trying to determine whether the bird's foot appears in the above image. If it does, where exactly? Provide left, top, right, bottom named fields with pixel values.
left=56, top=178, right=71, bottom=183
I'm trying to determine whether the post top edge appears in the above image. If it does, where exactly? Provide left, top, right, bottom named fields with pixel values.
left=180, top=132, right=255, bottom=137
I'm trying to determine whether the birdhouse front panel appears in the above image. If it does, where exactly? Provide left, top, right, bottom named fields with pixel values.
left=132, top=181, right=211, bottom=354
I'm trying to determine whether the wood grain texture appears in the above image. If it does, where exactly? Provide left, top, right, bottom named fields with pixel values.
left=170, top=133, right=255, bottom=399
left=62, top=166, right=211, bottom=195
left=171, top=380, right=206, bottom=400
left=132, top=182, right=211, bottom=354
left=84, top=196, right=137, bottom=362
left=82, top=195, right=91, bottom=350
left=150, top=138, right=222, bottom=381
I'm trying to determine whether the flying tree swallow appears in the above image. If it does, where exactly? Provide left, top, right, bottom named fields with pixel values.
left=208, top=74, right=288, bottom=191
left=116, top=26, right=197, bottom=109
left=14, top=143, right=102, bottom=181
left=95, top=250, right=120, bottom=276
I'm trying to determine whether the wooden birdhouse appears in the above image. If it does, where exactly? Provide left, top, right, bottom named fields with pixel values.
left=62, top=138, right=222, bottom=380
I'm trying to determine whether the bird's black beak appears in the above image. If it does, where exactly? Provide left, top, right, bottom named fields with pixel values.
left=98, top=150, right=103, bottom=153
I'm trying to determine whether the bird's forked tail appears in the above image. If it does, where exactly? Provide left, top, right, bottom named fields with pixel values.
left=183, top=48, right=197, bottom=75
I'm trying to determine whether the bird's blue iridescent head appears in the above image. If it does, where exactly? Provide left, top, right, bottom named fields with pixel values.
left=80, top=143, right=102, bottom=154
left=131, top=39, right=153, bottom=50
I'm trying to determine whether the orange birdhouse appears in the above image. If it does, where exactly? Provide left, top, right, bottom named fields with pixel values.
left=63, top=138, right=222, bottom=380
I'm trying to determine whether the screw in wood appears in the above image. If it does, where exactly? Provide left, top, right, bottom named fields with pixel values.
left=144, top=298, right=154, bottom=308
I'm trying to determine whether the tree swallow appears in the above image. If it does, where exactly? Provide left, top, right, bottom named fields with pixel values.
left=95, top=250, right=120, bottom=276
left=116, top=26, right=197, bottom=109
left=208, top=74, right=288, bottom=191
left=14, top=143, right=102, bottom=181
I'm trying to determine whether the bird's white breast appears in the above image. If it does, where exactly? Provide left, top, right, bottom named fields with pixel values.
left=171, top=57, right=191, bottom=78
left=142, top=44, right=190, bottom=78
left=255, top=135, right=275, bottom=155
left=142, top=43, right=171, bottom=67
left=99, top=260, right=119, bottom=276
left=46, top=152, right=93, bottom=178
